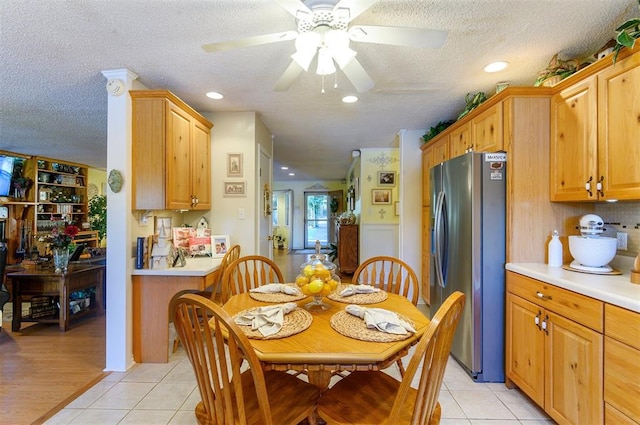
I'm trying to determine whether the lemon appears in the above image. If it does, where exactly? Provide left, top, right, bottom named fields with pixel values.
left=296, top=275, right=309, bottom=287
left=308, top=279, right=324, bottom=294
left=303, top=265, right=314, bottom=278
left=321, top=283, right=332, bottom=296
left=328, top=279, right=338, bottom=290
left=301, top=283, right=311, bottom=295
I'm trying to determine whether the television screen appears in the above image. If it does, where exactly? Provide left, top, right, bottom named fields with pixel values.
left=0, top=155, right=15, bottom=197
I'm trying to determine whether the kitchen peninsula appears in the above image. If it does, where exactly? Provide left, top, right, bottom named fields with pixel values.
left=131, top=256, right=221, bottom=363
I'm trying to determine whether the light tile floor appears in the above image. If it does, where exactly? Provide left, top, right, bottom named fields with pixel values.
left=45, top=345, right=553, bottom=425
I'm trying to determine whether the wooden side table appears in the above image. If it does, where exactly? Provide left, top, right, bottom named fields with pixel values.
left=8, top=264, right=104, bottom=332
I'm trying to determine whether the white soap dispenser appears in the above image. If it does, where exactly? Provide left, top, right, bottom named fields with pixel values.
left=548, top=230, right=563, bottom=267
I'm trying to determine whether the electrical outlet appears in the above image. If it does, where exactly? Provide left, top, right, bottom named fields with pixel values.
left=616, top=232, right=628, bottom=250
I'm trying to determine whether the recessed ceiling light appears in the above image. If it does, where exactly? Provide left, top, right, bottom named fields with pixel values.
left=205, top=91, right=224, bottom=99
left=281, top=166, right=289, bottom=170
left=342, top=95, right=358, bottom=103
left=288, top=173, right=295, bottom=176
left=483, top=61, right=509, bottom=73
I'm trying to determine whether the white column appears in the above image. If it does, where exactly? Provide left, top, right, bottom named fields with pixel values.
left=101, top=69, right=138, bottom=371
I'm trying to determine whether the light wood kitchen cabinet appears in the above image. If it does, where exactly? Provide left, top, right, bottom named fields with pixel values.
left=596, top=51, right=640, bottom=201
left=448, top=103, right=503, bottom=158
left=506, top=271, right=603, bottom=425
left=550, top=48, right=640, bottom=201
left=604, top=304, right=640, bottom=424
left=421, top=135, right=448, bottom=206
left=471, top=102, right=503, bottom=153
left=448, top=122, right=471, bottom=159
left=131, top=90, right=213, bottom=210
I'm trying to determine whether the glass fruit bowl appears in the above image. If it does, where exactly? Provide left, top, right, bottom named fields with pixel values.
left=295, top=253, right=340, bottom=311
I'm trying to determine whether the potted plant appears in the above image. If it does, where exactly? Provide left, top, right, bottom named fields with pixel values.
left=613, top=0, right=640, bottom=63
left=534, top=53, right=579, bottom=87
left=88, top=194, right=107, bottom=246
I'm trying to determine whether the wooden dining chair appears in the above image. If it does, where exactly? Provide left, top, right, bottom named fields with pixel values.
left=351, top=256, right=420, bottom=306
left=317, top=291, right=465, bottom=425
left=220, top=255, right=284, bottom=303
left=207, top=244, right=241, bottom=303
left=171, top=244, right=242, bottom=353
left=171, top=293, right=319, bottom=425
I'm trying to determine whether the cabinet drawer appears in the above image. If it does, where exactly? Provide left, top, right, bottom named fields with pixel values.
left=605, top=304, right=640, bottom=350
left=506, top=272, right=603, bottom=332
left=605, top=336, right=640, bottom=422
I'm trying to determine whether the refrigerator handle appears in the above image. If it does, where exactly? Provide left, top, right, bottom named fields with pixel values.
left=434, top=190, right=445, bottom=288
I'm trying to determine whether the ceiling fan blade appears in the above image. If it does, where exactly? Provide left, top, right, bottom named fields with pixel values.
left=334, top=0, right=378, bottom=22
left=274, top=61, right=304, bottom=91
left=349, top=25, right=447, bottom=48
left=340, top=58, right=374, bottom=93
left=202, top=31, right=297, bottom=53
left=274, top=0, right=312, bottom=19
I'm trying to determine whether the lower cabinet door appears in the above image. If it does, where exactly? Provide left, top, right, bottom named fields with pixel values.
left=506, top=293, right=545, bottom=406
left=545, top=311, right=603, bottom=425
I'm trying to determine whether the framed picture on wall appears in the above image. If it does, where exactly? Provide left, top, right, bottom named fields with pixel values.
left=378, top=171, right=396, bottom=186
left=223, top=181, right=246, bottom=197
left=371, top=189, right=391, bottom=205
left=227, top=153, right=243, bottom=177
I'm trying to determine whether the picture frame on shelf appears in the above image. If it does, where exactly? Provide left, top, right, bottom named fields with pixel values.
left=227, top=153, right=243, bottom=177
left=223, top=181, right=246, bottom=197
left=212, top=235, right=230, bottom=258
left=378, top=171, right=396, bottom=186
left=371, top=189, right=392, bottom=205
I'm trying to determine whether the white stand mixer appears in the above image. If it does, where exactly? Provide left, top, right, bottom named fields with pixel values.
left=568, top=214, right=617, bottom=273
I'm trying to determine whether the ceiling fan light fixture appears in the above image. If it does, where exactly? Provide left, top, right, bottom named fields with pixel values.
left=292, top=32, right=321, bottom=70
left=316, top=46, right=336, bottom=75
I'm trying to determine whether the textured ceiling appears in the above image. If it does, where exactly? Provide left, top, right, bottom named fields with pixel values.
left=0, top=0, right=637, bottom=181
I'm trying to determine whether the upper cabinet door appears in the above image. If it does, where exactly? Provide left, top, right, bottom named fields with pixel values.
left=597, top=52, right=640, bottom=201
left=471, top=102, right=503, bottom=153
left=449, top=122, right=471, bottom=159
left=166, top=102, right=194, bottom=210
left=550, top=76, right=598, bottom=201
left=191, top=120, right=211, bottom=210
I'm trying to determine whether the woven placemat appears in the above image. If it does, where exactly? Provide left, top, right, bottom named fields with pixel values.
left=249, top=289, right=307, bottom=303
left=327, top=286, right=388, bottom=304
left=234, top=307, right=312, bottom=340
left=330, top=310, right=414, bottom=342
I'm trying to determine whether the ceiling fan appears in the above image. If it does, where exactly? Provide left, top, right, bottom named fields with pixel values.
left=202, top=0, right=447, bottom=93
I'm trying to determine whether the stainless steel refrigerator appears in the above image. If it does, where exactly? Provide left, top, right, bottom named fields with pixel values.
left=430, top=151, right=506, bottom=382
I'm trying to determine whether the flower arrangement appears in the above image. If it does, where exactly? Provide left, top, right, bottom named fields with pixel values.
left=41, top=223, right=79, bottom=248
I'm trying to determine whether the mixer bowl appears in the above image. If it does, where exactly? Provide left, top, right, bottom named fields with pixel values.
left=568, top=236, right=617, bottom=267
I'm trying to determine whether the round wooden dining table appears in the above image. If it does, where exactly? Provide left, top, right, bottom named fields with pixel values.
left=223, top=291, right=430, bottom=390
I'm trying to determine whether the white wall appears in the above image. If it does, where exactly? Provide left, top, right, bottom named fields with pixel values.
left=203, top=111, right=272, bottom=255
left=398, top=129, right=425, bottom=299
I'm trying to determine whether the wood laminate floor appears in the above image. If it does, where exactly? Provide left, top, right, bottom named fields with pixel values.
left=0, top=314, right=107, bottom=425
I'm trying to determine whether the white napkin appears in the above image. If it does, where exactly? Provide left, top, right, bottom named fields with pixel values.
left=234, top=302, right=297, bottom=337
left=345, top=305, right=416, bottom=335
left=250, top=283, right=301, bottom=296
left=339, top=285, right=381, bottom=297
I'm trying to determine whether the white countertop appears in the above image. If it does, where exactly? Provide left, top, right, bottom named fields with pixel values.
left=131, top=256, right=222, bottom=277
left=506, top=257, right=640, bottom=313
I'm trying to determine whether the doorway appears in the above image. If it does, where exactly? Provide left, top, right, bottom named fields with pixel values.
left=304, top=192, right=329, bottom=248
left=272, top=189, right=292, bottom=251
